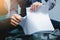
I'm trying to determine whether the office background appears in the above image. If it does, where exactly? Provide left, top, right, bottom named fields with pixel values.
left=49, top=0, right=60, bottom=22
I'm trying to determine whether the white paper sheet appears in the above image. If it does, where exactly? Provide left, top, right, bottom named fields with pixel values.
left=20, top=5, right=54, bottom=35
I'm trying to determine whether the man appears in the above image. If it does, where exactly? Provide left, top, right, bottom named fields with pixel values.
left=10, top=0, right=56, bottom=26
left=10, top=0, right=60, bottom=40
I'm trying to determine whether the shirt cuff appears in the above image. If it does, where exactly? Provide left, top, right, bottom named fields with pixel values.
left=9, top=10, right=17, bottom=18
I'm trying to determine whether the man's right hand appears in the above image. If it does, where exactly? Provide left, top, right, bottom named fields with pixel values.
left=10, top=14, right=22, bottom=26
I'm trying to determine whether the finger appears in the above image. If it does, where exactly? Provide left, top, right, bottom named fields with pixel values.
left=32, top=2, right=38, bottom=11
left=32, top=4, right=36, bottom=11
left=30, top=5, right=33, bottom=12
left=34, top=4, right=38, bottom=11
left=38, top=3, right=43, bottom=8
left=11, top=21, right=18, bottom=26
left=11, top=16, right=20, bottom=23
left=34, top=3, right=43, bottom=11
left=31, top=4, right=35, bottom=11
left=15, top=16, right=20, bottom=21
left=11, top=19, right=19, bottom=25
left=11, top=19, right=19, bottom=26
left=30, top=4, right=39, bottom=11
left=11, top=22, right=16, bottom=26
left=14, top=15, right=22, bottom=22
left=35, top=4, right=40, bottom=10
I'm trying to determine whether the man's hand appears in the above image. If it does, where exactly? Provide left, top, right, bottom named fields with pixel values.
left=10, top=14, right=22, bottom=26
left=30, top=1, right=43, bottom=12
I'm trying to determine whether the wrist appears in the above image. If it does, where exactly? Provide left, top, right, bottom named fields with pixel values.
left=20, top=12, right=26, bottom=17
left=9, top=10, right=18, bottom=18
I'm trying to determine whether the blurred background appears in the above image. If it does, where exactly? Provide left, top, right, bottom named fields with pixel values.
left=49, top=0, right=60, bottom=22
